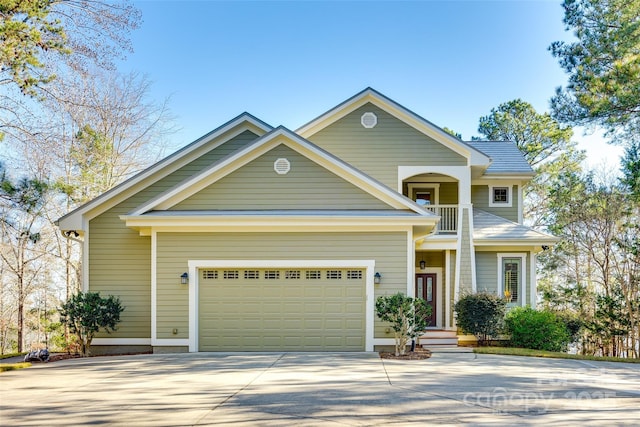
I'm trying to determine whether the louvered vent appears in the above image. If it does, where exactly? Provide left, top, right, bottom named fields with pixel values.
left=274, top=158, right=291, bottom=175
left=361, top=112, right=377, bottom=128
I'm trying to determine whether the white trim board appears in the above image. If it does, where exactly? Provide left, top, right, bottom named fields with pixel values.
left=91, top=338, right=151, bottom=345
left=496, top=253, right=527, bottom=307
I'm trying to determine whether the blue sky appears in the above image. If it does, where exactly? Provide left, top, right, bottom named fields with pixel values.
left=123, top=0, right=623, bottom=167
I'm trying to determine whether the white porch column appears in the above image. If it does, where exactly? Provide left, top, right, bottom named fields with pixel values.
left=445, top=249, right=451, bottom=329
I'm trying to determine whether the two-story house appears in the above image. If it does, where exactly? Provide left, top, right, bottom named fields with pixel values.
left=57, top=88, right=557, bottom=354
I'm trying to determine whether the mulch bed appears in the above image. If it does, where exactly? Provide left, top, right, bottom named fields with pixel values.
left=379, top=348, right=432, bottom=360
left=40, top=352, right=153, bottom=363
left=48, top=353, right=83, bottom=362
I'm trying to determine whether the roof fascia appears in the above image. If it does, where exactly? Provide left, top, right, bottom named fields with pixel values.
left=474, top=237, right=560, bottom=246
left=56, top=113, right=272, bottom=231
left=472, top=174, right=535, bottom=184
left=296, top=88, right=490, bottom=166
left=120, top=213, right=439, bottom=231
left=130, top=126, right=432, bottom=216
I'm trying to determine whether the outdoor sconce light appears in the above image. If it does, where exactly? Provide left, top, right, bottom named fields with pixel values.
left=374, top=272, right=382, bottom=284
left=419, top=260, right=426, bottom=270
left=180, top=272, right=189, bottom=285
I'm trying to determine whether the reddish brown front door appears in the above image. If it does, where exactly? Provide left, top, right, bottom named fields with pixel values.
left=415, top=273, right=436, bottom=326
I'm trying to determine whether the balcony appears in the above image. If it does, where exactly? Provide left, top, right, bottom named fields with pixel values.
left=422, top=205, right=458, bottom=234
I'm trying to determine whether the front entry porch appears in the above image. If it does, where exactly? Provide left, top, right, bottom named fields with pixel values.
left=415, top=250, right=456, bottom=331
left=415, top=266, right=460, bottom=348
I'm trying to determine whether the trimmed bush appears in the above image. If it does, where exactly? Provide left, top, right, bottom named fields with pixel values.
left=60, top=292, right=124, bottom=356
left=505, top=307, right=571, bottom=352
left=376, top=293, right=432, bottom=356
left=454, top=293, right=506, bottom=345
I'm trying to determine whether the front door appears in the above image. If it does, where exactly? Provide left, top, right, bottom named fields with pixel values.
left=415, top=274, right=436, bottom=326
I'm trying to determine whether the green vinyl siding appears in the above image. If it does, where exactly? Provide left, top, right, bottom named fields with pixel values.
left=475, top=252, right=498, bottom=295
left=439, top=182, right=458, bottom=204
left=172, top=145, right=391, bottom=210
left=89, top=211, right=151, bottom=338
left=308, top=103, right=467, bottom=189
left=415, top=251, right=444, bottom=268
left=155, top=232, right=408, bottom=341
left=471, top=185, right=519, bottom=222
left=88, top=130, right=261, bottom=338
left=475, top=251, right=531, bottom=304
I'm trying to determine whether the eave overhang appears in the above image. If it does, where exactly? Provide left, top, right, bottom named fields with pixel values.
left=474, top=237, right=560, bottom=247
left=120, top=210, right=440, bottom=236
left=473, top=173, right=536, bottom=181
left=56, top=113, right=273, bottom=233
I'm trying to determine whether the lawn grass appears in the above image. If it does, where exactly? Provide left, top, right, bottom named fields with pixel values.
left=0, top=362, right=31, bottom=372
left=0, top=352, right=25, bottom=360
left=474, top=346, right=640, bottom=363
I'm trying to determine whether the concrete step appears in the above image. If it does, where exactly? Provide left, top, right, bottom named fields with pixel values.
left=419, top=329, right=459, bottom=347
left=421, top=330, right=458, bottom=339
left=426, top=346, right=473, bottom=353
left=420, top=338, right=459, bottom=346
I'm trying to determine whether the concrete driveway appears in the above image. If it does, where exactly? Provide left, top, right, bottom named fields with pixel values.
left=1, top=352, right=639, bottom=426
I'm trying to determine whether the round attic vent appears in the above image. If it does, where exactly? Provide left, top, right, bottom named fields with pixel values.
left=274, top=158, right=291, bottom=175
left=361, top=112, right=377, bottom=128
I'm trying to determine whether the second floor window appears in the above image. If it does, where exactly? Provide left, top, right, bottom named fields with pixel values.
left=489, top=185, right=513, bottom=207
left=493, top=187, right=508, bottom=203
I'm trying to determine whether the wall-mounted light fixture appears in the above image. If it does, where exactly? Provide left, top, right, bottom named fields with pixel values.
left=180, top=272, right=189, bottom=285
left=374, top=272, right=382, bottom=284
left=419, top=260, right=426, bottom=270
left=64, top=230, right=80, bottom=238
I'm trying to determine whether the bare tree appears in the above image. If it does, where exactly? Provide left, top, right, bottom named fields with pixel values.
left=9, top=68, right=174, bottom=304
left=0, top=167, right=53, bottom=352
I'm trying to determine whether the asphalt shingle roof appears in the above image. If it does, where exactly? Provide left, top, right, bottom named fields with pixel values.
left=473, top=209, right=557, bottom=242
left=467, top=141, right=534, bottom=175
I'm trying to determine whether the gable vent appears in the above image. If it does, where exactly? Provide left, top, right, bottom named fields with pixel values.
left=274, top=158, right=291, bottom=175
left=361, top=112, right=377, bottom=128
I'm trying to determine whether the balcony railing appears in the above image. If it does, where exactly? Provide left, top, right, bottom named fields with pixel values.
left=423, top=205, right=458, bottom=233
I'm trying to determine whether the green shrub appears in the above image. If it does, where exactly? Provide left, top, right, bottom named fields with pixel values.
left=60, top=292, right=124, bottom=356
left=505, top=307, right=571, bottom=352
left=376, top=293, right=431, bottom=356
left=454, top=293, right=506, bottom=345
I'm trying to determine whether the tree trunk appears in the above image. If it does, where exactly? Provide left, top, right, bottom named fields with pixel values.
left=17, top=292, right=23, bottom=353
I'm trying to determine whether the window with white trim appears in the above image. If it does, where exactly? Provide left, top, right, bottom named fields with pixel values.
left=497, top=253, right=526, bottom=306
left=489, top=185, right=513, bottom=207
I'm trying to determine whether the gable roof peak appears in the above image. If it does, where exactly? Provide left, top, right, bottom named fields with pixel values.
left=57, top=111, right=273, bottom=231
left=296, top=88, right=490, bottom=166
